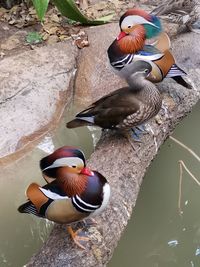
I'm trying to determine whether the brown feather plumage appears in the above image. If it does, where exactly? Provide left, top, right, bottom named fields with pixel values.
left=67, top=75, right=162, bottom=130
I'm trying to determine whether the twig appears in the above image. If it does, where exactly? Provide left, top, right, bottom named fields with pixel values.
left=169, top=136, right=200, bottom=162
left=179, top=160, right=200, bottom=186
left=178, top=160, right=200, bottom=216
left=178, top=161, right=183, bottom=215
left=170, top=136, right=200, bottom=214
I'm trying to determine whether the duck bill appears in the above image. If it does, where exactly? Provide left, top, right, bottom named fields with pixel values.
left=117, top=31, right=127, bottom=41
left=80, top=167, right=93, bottom=176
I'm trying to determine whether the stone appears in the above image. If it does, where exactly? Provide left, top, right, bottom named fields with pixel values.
left=74, top=23, right=127, bottom=107
left=0, top=41, right=77, bottom=159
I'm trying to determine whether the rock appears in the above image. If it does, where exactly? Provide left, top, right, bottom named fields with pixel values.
left=46, top=34, right=59, bottom=45
left=1, top=35, right=21, bottom=50
left=74, top=23, right=126, bottom=107
left=0, top=31, right=27, bottom=50
left=0, top=41, right=77, bottom=159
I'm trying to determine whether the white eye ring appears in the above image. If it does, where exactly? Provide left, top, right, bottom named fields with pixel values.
left=127, top=25, right=132, bottom=28
left=144, top=69, right=149, bottom=73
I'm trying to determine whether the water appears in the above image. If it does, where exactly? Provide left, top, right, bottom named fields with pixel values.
left=0, top=103, right=200, bottom=267
left=0, top=107, right=100, bottom=267
left=109, top=103, right=200, bottom=267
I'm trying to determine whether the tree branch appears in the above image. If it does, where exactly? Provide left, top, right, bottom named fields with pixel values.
left=26, top=28, right=200, bottom=267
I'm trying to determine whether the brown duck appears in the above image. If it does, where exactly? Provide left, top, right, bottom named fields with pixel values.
left=67, top=61, right=162, bottom=138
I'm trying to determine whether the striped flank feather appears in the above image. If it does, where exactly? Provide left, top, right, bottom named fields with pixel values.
left=166, top=64, right=187, bottom=77
left=111, top=54, right=134, bottom=70
left=72, top=195, right=100, bottom=213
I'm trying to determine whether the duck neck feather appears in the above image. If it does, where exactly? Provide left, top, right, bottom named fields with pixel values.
left=127, top=73, right=161, bottom=104
left=56, top=171, right=88, bottom=197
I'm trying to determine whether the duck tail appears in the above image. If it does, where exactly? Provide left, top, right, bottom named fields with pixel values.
left=67, top=116, right=95, bottom=128
left=66, top=119, right=91, bottom=128
left=172, top=76, right=193, bottom=89
left=18, top=201, right=40, bottom=216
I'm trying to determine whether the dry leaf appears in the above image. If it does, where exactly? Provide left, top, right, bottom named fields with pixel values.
left=2, top=25, right=9, bottom=30
left=46, top=35, right=59, bottom=45
left=51, top=14, right=60, bottom=23
left=75, top=38, right=89, bottom=48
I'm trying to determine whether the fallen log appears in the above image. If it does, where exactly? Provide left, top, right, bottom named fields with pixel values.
left=27, top=29, right=200, bottom=267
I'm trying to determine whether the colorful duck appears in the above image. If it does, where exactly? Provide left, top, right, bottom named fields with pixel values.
left=67, top=61, right=162, bottom=143
left=18, top=146, right=110, bottom=249
left=107, top=8, right=192, bottom=89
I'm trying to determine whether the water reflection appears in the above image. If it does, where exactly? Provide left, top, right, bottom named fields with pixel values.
left=109, top=103, right=200, bottom=267
left=0, top=107, right=100, bottom=267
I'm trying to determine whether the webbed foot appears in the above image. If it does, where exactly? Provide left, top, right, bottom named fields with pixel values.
left=190, top=20, right=200, bottom=34
left=131, top=124, right=147, bottom=142
left=67, top=226, right=89, bottom=250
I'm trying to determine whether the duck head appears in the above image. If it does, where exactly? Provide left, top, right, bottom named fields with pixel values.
left=124, top=60, right=152, bottom=79
left=125, top=60, right=153, bottom=87
left=40, top=146, right=93, bottom=196
left=117, top=8, right=162, bottom=54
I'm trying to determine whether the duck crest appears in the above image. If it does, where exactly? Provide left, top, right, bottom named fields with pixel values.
left=119, top=8, right=152, bottom=27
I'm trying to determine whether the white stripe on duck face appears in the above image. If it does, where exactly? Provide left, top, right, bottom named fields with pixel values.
left=42, top=157, right=84, bottom=171
left=121, top=15, right=159, bottom=30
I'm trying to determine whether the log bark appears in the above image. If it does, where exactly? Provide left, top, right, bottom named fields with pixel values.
left=27, top=31, right=200, bottom=267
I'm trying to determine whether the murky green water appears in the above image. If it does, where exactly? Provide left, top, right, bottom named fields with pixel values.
left=0, top=103, right=200, bottom=267
left=0, top=107, right=100, bottom=267
left=109, top=103, right=200, bottom=267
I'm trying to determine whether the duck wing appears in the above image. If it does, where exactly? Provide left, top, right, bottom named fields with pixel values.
left=18, top=181, right=67, bottom=217
left=67, top=88, right=141, bottom=129
left=109, top=43, right=163, bottom=74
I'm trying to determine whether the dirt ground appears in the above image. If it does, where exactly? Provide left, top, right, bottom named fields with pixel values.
left=0, top=0, right=160, bottom=59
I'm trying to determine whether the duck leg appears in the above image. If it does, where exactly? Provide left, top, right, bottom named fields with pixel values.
left=190, top=20, right=200, bottom=34
left=67, top=226, right=89, bottom=250
left=83, top=218, right=97, bottom=226
left=131, top=124, right=147, bottom=142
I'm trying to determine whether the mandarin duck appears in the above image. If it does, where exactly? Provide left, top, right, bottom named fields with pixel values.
left=18, top=146, right=110, bottom=249
left=151, top=0, right=200, bottom=34
left=67, top=61, right=162, bottom=147
left=107, top=8, right=192, bottom=89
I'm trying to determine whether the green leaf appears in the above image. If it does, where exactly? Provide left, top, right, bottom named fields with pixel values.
left=26, top=32, right=43, bottom=44
left=32, top=0, right=50, bottom=21
left=53, top=0, right=113, bottom=25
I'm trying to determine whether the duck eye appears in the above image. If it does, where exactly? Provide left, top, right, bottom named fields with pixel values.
left=144, top=69, right=149, bottom=73
left=72, top=165, right=77, bottom=168
left=127, top=25, right=132, bottom=29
